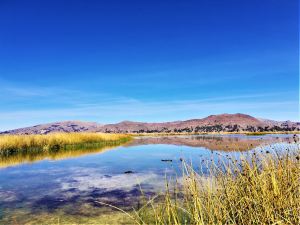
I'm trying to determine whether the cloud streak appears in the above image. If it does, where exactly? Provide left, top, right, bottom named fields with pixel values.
left=0, top=79, right=298, bottom=131
left=0, top=95, right=298, bottom=131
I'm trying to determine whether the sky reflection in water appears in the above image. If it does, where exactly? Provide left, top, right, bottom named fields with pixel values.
left=0, top=134, right=298, bottom=223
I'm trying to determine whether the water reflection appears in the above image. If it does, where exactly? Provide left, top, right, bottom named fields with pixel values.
left=0, top=134, right=298, bottom=224
left=0, top=145, right=122, bottom=168
left=128, top=134, right=296, bottom=151
left=0, top=134, right=297, bottom=169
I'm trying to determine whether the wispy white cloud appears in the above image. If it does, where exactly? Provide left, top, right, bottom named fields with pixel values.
left=0, top=78, right=57, bottom=97
left=0, top=79, right=120, bottom=107
left=0, top=94, right=298, bottom=131
left=0, top=78, right=298, bottom=131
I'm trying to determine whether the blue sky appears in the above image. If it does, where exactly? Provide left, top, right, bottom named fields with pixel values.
left=0, top=0, right=298, bottom=131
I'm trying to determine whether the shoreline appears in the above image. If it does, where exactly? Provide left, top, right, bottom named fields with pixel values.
left=130, top=131, right=300, bottom=136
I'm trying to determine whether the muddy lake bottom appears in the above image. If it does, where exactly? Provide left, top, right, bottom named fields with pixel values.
left=0, top=134, right=299, bottom=224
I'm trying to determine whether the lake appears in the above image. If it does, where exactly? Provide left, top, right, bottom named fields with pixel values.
left=0, top=134, right=298, bottom=224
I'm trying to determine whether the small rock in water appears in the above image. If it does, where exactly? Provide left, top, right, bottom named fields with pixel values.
left=103, top=175, right=112, bottom=178
left=161, top=159, right=173, bottom=162
left=124, top=170, right=134, bottom=174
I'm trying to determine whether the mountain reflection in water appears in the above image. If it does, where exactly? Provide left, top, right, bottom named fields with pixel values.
left=0, top=134, right=296, bottom=168
left=127, top=134, right=295, bottom=151
left=0, top=134, right=298, bottom=224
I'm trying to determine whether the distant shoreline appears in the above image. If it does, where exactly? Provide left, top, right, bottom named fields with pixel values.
left=1, top=131, right=300, bottom=136
left=129, top=131, right=300, bottom=136
left=1, top=113, right=299, bottom=135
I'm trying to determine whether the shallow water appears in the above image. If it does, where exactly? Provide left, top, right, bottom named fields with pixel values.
left=0, top=134, right=298, bottom=224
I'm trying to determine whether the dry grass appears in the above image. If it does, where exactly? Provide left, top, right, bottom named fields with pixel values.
left=0, top=133, right=131, bottom=156
left=130, top=147, right=300, bottom=225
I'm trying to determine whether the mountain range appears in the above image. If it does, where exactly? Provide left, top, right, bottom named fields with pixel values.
left=1, top=113, right=299, bottom=135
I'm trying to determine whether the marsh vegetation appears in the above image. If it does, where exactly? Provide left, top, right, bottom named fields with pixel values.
left=0, top=133, right=131, bottom=156
left=131, top=147, right=300, bottom=225
left=0, top=134, right=298, bottom=224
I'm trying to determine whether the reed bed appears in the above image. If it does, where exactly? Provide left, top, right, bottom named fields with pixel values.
left=130, top=147, right=300, bottom=225
left=0, top=133, right=131, bottom=156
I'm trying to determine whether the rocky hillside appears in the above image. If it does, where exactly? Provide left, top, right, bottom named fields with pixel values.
left=0, top=121, right=103, bottom=135
left=1, top=113, right=299, bottom=134
left=100, top=113, right=299, bottom=133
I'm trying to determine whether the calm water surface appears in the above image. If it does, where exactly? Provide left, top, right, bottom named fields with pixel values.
left=0, top=134, right=298, bottom=224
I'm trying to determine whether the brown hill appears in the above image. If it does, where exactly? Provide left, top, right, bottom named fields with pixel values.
left=1, top=113, right=299, bottom=134
left=100, top=113, right=298, bottom=133
left=1, top=121, right=103, bottom=135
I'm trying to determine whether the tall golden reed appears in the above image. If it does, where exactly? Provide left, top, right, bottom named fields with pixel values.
left=132, top=147, right=300, bottom=225
left=0, top=133, right=131, bottom=155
